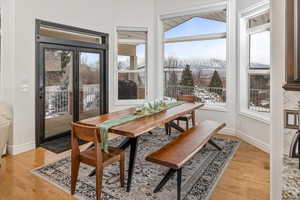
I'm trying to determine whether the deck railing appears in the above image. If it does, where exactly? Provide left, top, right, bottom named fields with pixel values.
left=45, top=84, right=270, bottom=117
left=248, top=88, right=270, bottom=113
left=164, top=85, right=226, bottom=105
left=45, top=85, right=99, bottom=117
left=164, top=85, right=270, bottom=112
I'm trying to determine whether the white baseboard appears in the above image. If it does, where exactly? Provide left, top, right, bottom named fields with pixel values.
left=5, top=129, right=270, bottom=155
left=7, top=141, right=36, bottom=155
left=218, top=128, right=236, bottom=136
left=236, top=130, right=270, bottom=153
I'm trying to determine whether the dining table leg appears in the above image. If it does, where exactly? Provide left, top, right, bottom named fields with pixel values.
left=125, top=137, right=139, bottom=192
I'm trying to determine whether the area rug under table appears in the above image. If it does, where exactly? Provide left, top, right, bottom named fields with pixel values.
left=32, top=128, right=240, bottom=200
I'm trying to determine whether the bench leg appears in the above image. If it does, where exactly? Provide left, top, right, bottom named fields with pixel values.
left=177, top=168, right=182, bottom=200
left=192, top=111, right=196, bottom=126
left=153, top=168, right=182, bottom=200
left=153, top=168, right=176, bottom=193
left=208, top=139, right=222, bottom=151
left=169, top=121, right=185, bottom=133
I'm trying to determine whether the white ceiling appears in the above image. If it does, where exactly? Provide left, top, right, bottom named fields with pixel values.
left=118, top=30, right=147, bottom=41
left=162, top=9, right=227, bottom=32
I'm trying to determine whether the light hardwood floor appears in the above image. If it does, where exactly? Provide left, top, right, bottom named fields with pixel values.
left=0, top=134, right=269, bottom=200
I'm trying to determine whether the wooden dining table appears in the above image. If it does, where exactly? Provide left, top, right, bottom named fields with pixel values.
left=79, top=102, right=204, bottom=192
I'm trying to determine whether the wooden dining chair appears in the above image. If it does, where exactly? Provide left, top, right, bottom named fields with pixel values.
left=70, top=122, right=125, bottom=200
left=165, top=95, right=197, bottom=135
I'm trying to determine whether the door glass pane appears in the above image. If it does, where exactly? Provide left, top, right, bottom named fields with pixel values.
left=118, top=71, right=146, bottom=99
left=79, top=52, right=101, bottom=120
left=249, top=31, right=270, bottom=69
left=117, top=44, right=146, bottom=71
left=44, top=49, right=73, bottom=138
left=248, top=73, right=270, bottom=112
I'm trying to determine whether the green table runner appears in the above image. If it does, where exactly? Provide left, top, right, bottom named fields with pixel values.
left=97, top=101, right=185, bottom=152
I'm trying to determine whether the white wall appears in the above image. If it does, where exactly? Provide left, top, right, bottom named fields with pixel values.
left=1, top=0, right=156, bottom=154
left=0, top=0, right=14, bottom=105
left=271, top=0, right=285, bottom=198
left=236, top=0, right=271, bottom=152
left=154, top=0, right=238, bottom=134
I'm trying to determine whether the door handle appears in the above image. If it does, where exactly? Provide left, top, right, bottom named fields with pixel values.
left=39, top=88, right=44, bottom=99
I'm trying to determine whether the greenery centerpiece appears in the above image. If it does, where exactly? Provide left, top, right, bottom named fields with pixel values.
left=134, top=99, right=172, bottom=115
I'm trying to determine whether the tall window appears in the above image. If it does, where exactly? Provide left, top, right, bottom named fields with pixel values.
left=117, top=30, right=147, bottom=100
left=162, top=9, right=227, bottom=105
left=246, top=11, right=271, bottom=113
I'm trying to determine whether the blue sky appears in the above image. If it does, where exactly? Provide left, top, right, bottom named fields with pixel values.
left=164, top=17, right=227, bottom=61
left=80, top=52, right=99, bottom=66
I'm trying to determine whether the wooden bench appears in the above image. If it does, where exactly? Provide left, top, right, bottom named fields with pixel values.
left=146, top=120, right=226, bottom=200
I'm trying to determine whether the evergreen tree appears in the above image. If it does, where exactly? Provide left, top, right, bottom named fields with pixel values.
left=180, top=64, right=194, bottom=87
left=209, top=70, right=223, bottom=88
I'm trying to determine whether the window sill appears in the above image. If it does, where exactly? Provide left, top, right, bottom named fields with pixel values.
left=200, top=104, right=228, bottom=112
left=283, top=83, right=300, bottom=91
left=114, top=99, right=147, bottom=107
left=238, top=109, right=270, bottom=124
left=114, top=100, right=228, bottom=112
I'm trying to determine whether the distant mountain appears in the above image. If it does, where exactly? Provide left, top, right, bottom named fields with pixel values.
left=191, top=65, right=226, bottom=70
left=164, top=58, right=226, bottom=70
left=250, top=63, right=270, bottom=69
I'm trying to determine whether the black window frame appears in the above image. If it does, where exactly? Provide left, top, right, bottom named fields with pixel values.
left=35, top=19, right=109, bottom=146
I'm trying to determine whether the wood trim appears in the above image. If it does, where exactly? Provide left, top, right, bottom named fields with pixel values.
left=286, top=0, right=295, bottom=83
left=284, top=0, right=300, bottom=90
left=282, top=82, right=300, bottom=91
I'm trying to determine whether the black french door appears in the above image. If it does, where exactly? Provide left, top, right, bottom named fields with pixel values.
left=36, top=43, right=106, bottom=144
